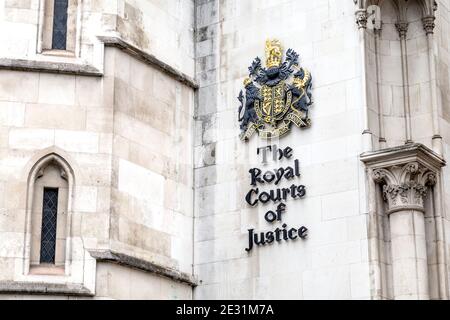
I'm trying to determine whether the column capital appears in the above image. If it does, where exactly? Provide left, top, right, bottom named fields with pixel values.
left=372, top=162, right=436, bottom=214
left=361, top=143, right=446, bottom=215
left=395, top=21, right=409, bottom=39
left=422, top=16, right=436, bottom=35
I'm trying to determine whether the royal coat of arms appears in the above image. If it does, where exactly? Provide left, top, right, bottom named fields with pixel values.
left=238, top=39, right=313, bottom=141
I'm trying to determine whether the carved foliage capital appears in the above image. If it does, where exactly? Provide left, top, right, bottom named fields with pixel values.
left=372, top=162, right=436, bottom=214
left=422, top=16, right=436, bottom=35
left=395, top=22, right=409, bottom=39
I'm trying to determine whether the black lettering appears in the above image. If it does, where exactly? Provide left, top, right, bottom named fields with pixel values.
left=295, top=159, right=301, bottom=177
left=282, top=224, right=289, bottom=240
left=263, top=171, right=276, bottom=183
left=288, top=228, right=298, bottom=240
left=282, top=188, right=291, bottom=201
left=269, top=189, right=282, bottom=203
left=257, top=146, right=272, bottom=164
left=290, top=184, right=298, bottom=199
left=254, top=232, right=266, bottom=246
left=272, top=145, right=283, bottom=161
left=264, top=210, right=277, bottom=223
left=276, top=203, right=286, bottom=221
left=249, top=168, right=264, bottom=186
left=259, top=191, right=271, bottom=204
left=274, top=228, right=282, bottom=242
left=246, top=229, right=254, bottom=252
left=284, top=166, right=295, bottom=180
left=299, top=226, right=308, bottom=239
left=297, top=185, right=306, bottom=198
left=274, top=168, right=285, bottom=185
left=284, top=147, right=293, bottom=159
left=245, top=188, right=259, bottom=206
left=266, top=231, right=275, bottom=244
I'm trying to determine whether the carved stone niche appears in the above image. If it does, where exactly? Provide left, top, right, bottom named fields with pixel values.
left=361, top=144, right=446, bottom=215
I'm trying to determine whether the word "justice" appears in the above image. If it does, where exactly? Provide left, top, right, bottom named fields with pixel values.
left=246, top=224, right=308, bottom=252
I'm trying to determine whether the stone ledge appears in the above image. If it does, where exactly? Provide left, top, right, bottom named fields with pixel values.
left=0, top=281, right=94, bottom=297
left=360, top=143, right=446, bottom=169
left=98, top=35, right=199, bottom=89
left=89, top=249, right=198, bottom=287
left=0, top=58, right=103, bottom=77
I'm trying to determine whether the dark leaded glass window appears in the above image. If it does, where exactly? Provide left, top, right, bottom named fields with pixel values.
left=52, top=0, right=69, bottom=50
left=40, top=188, right=59, bottom=264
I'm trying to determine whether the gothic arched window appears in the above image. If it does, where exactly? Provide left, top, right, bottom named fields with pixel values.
left=52, top=0, right=69, bottom=50
left=40, top=187, right=60, bottom=264
left=38, top=0, right=80, bottom=54
left=27, top=155, right=73, bottom=274
left=18, top=151, right=97, bottom=290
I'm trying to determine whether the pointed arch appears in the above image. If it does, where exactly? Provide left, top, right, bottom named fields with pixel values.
left=22, top=150, right=77, bottom=275
left=357, top=0, right=437, bottom=18
left=416, top=0, right=437, bottom=17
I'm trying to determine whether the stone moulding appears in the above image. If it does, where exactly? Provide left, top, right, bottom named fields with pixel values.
left=0, top=36, right=199, bottom=89
left=98, top=35, right=199, bottom=90
left=361, top=144, right=445, bottom=214
left=89, top=250, right=198, bottom=287
left=0, top=281, right=94, bottom=297
left=0, top=58, right=102, bottom=77
left=360, top=143, right=446, bottom=170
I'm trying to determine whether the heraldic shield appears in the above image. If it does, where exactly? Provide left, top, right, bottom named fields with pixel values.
left=238, top=39, right=313, bottom=141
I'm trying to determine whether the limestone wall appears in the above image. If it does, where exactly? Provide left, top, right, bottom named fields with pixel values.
left=193, top=0, right=372, bottom=300
left=436, top=0, right=450, bottom=294
left=114, top=0, right=195, bottom=77
left=108, top=47, right=195, bottom=276
left=0, top=67, right=111, bottom=291
left=1, top=0, right=449, bottom=301
left=0, top=0, right=196, bottom=299
left=0, top=262, right=192, bottom=300
left=0, top=0, right=195, bottom=77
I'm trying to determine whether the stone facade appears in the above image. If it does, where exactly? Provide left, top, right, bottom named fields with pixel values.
left=0, top=0, right=196, bottom=299
left=0, top=0, right=449, bottom=300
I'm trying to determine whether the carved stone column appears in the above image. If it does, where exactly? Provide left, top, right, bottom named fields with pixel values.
left=395, top=21, right=413, bottom=144
left=361, top=144, right=446, bottom=300
left=374, top=26, right=387, bottom=149
left=374, top=162, right=435, bottom=299
left=355, top=9, right=373, bottom=152
left=422, top=15, right=443, bottom=156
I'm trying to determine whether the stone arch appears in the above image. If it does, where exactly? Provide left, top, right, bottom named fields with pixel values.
left=355, top=0, right=439, bottom=149
left=357, top=0, right=437, bottom=18
left=371, top=0, right=401, bottom=20
left=380, top=0, right=402, bottom=26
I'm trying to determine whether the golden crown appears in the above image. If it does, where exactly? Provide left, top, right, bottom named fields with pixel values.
left=265, top=39, right=283, bottom=68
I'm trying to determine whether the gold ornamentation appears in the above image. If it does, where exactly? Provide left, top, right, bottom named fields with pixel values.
left=238, top=39, right=313, bottom=141
left=265, top=39, right=283, bottom=68
left=243, top=77, right=252, bottom=87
